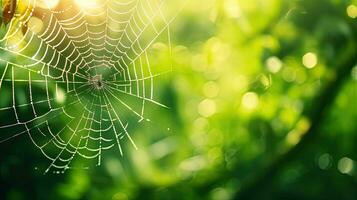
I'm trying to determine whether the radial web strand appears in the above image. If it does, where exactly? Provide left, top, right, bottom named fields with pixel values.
left=0, top=0, right=181, bottom=173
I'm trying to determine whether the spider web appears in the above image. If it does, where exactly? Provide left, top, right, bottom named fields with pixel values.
left=0, top=0, right=181, bottom=174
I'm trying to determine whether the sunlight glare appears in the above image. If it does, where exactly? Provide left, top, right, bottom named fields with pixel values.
left=75, top=0, right=99, bottom=9
left=37, top=0, right=60, bottom=9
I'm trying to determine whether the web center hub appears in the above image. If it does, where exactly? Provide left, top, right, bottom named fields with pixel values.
left=90, top=75, right=104, bottom=90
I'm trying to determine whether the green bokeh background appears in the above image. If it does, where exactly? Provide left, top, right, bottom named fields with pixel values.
left=1, top=0, right=357, bottom=199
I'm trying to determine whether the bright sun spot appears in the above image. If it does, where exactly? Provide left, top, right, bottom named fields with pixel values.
left=56, top=86, right=66, bottom=104
left=266, top=56, right=283, bottom=73
left=241, top=92, right=259, bottom=110
left=75, top=0, right=99, bottom=9
left=224, top=0, right=241, bottom=18
left=338, top=157, right=354, bottom=175
left=28, top=17, right=43, bottom=34
left=347, top=5, right=357, bottom=18
left=38, top=0, right=60, bottom=9
left=198, top=99, right=217, bottom=118
left=302, top=52, right=318, bottom=69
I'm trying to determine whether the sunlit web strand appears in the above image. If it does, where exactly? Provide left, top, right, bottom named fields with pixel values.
left=0, top=0, right=183, bottom=173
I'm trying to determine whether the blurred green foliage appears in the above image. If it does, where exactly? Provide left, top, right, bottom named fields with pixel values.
left=1, top=0, right=357, bottom=199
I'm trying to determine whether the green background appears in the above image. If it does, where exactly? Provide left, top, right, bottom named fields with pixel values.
left=1, top=0, right=357, bottom=199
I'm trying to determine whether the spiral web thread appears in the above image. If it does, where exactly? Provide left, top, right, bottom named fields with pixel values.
left=0, top=0, right=180, bottom=173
